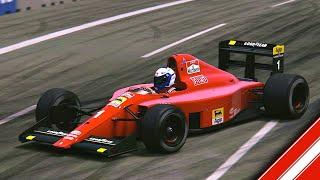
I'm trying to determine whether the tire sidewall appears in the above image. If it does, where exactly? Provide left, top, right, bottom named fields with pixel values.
left=288, top=78, right=309, bottom=117
left=35, top=88, right=81, bottom=130
left=264, top=74, right=309, bottom=119
left=140, top=105, right=188, bottom=153
left=158, top=108, right=188, bottom=152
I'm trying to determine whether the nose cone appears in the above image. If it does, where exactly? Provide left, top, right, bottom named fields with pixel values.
left=53, top=130, right=82, bottom=149
left=53, top=138, right=74, bottom=149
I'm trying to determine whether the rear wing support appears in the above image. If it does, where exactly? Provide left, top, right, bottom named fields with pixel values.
left=219, top=40, right=284, bottom=80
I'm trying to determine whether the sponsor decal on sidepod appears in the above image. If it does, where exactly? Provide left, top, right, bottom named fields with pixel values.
left=190, top=74, right=208, bottom=86
left=212, top=107, right=224, bottom=125
left=186, top=59, right=201, bottom=74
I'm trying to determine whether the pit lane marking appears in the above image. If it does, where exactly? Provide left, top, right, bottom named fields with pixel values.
left=207, top=121, right=278, bottom=180
left=141, top=23, right=226, bottom=58
left=0, top=105, right=36, bottom=125
left=0, top=0, right=196, bottom=55
left=271, top=0, right=296, bottom=8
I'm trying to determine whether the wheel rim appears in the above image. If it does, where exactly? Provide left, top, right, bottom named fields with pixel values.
left=291, top=82, right=309, bottom=113
left=161, top=114, right=185, bottom=147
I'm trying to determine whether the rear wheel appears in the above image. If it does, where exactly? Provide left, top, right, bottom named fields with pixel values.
left=36, top=88, right=81, bottom=131
left=263, top=74, right=309, bottom=119
left=140, top=104, right=188, bottom=153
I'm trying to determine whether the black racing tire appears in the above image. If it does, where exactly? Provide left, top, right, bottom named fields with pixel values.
left=264, top=74, right=309, bottom=119
left=140, top=104, right=188, bottom=153
left=36, top=88, right=81, bottom=131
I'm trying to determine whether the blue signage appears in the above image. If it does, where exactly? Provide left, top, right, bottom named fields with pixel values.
left=0, top=0, right=17, bottom=16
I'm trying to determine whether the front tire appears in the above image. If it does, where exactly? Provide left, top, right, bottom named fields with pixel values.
left=36, top=88, right=81, bottom=131
left=140, top=104, right=188, bottom=153
left=263, top=74, right=309, bottom=119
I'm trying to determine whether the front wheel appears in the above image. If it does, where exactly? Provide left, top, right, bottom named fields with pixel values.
left=140, top=104, right=188, bottom=153
left=263, top=74, right=309, bottom=119
left=36, top=88, right=81, bottom=131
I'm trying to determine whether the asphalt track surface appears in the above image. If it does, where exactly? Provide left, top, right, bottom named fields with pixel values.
left=0, top=0, right=320, bottom=179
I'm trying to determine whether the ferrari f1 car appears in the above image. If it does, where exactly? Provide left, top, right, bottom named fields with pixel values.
left=19, top=40, right=310, bottom=157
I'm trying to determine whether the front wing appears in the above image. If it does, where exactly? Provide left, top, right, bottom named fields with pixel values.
left=19, top=119, right=137, bottom=157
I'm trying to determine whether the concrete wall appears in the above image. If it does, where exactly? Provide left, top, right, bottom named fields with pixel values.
left=16, top=0, right=80, bottom=12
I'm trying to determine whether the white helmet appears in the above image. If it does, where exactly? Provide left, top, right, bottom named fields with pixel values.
left=154, top=67, right=176, bottom=91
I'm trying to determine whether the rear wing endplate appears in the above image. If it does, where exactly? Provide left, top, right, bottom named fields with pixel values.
left=218, top=40, right=284, bottom=79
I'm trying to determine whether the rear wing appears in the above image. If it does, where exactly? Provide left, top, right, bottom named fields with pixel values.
left=218, top=40, right=284, bottom=80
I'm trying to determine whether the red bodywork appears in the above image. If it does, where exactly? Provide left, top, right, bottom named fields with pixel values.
left=53, top=54, right=264, bottom=149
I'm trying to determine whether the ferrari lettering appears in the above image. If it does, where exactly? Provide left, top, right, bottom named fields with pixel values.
left=190, top=74, right=208, bottom=86
left=229, top=107, right=241, bottom=119
left=244, top=42, right=267, bottom=48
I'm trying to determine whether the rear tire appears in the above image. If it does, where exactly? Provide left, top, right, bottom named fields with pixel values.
left=36, top=88, right=81, bottom=131
left=140, top=104, right=188, bottom=153
left=263, top=74, right=309, bottom=119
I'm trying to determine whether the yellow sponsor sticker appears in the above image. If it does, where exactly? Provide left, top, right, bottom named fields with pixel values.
left=273, top=45, right=285, bottom=55
left=26, top=135, right=36, bottom=141
left=229, top=40, right=237, bottom=46
left=212, top=107, right=224, bottom=125
left=108, top=96, right=128, bottom=108
left=97, top=148, right=107, bottom=153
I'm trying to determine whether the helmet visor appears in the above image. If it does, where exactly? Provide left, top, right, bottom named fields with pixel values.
left=154, top=75, right=168, bottom=87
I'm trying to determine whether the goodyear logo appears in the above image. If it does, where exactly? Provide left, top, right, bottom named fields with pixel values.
left=244, top=41, right=268, bottom=48
left=273, top=45, right=285, bottom=55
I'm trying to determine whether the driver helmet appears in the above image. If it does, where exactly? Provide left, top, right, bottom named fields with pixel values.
left=154, top=67, right=176, bottom=92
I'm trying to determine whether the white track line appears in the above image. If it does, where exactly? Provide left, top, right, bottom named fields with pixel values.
left=0, top=0, right=195, bottom=55
left=207, top=121, right=278, bottom=180
left=271, top=0, right=296, bottom=8
left=141, top=23, right=226, bottom=58
left=0, top=105, right=36, bottom=125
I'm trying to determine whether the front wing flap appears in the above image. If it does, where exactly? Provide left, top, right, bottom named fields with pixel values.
left=19, top=120, right=137, bottom=157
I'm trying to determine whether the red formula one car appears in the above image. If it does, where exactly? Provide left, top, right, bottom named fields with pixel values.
left=19, top=40, right=310, bottom=156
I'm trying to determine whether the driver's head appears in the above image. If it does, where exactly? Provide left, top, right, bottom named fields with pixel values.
left=154, top=67, right=176, bottom=92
